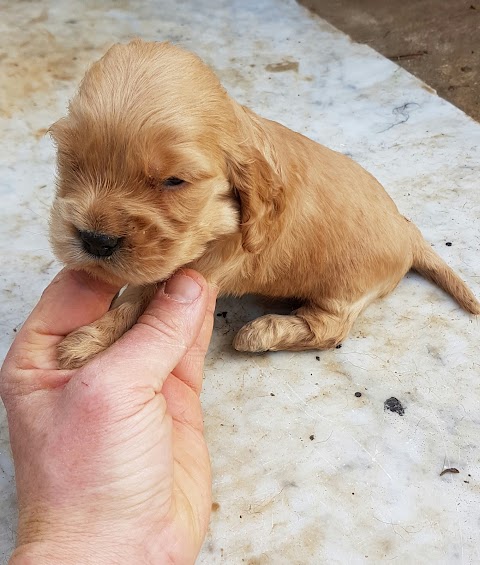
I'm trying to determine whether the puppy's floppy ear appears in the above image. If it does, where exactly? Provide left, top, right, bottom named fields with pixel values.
left=227, top=147, right=285, bottom=254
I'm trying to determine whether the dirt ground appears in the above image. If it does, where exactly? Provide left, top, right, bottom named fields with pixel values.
left=300, top=0, right=480, bottom=122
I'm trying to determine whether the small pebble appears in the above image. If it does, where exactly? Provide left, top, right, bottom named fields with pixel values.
left=309, top=434, right=315, bottom=440
left=355, top=392, right=362, bottom=398
left=384, top=397, right=405, bottom=416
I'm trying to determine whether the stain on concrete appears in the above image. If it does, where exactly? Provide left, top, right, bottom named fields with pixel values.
left=265, top=61, right=299, bottom=73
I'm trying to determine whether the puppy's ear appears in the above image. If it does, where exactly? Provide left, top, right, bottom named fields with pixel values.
left=48, top=118, right=70, bottom=144
left=227, top=148, right=285, bottom=254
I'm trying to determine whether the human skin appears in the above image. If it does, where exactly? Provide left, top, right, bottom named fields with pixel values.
left=0, top=269, right=217, bottom=565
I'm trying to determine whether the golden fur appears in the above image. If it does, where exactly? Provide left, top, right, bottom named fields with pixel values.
left=49, top=40, right=480, bottom=369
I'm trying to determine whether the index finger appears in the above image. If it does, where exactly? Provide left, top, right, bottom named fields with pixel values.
left=5, top=269, right=120, bottom=371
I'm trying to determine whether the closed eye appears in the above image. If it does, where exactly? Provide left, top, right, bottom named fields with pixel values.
left=163, top=177, right=185, bottom=188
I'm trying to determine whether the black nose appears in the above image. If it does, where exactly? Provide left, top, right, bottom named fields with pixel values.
left=78, top=230, right=120, bottom=258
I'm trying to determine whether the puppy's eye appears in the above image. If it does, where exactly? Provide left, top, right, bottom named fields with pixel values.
left=163, top=177, right=185, bottom=188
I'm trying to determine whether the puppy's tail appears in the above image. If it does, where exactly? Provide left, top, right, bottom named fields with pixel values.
left=411, top=226, right=480, bottom=314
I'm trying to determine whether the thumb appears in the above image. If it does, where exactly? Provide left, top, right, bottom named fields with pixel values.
left=90, top=270, right=210, bottom=392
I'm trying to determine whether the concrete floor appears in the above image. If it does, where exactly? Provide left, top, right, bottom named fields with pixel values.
left=300, top=0, right=480, bottom=122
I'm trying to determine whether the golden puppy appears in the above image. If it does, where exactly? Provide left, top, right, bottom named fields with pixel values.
left=49, top=40, right=479, bottom=369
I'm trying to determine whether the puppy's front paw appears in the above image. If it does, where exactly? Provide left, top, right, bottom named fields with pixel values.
left=233, top=315, right=281, bottom=353
left=57, top=324, right=112, bottom=369
left=57, top=299, right=147, bottom=369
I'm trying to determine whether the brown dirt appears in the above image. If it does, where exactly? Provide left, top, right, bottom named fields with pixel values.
left=300, top=0, right=480, bottom=122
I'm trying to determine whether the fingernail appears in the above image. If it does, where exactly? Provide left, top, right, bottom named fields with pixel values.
left=164, top=274, right=202, bottom=303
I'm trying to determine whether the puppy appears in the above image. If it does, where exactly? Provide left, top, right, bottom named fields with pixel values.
left=49, top=40, right=480, bottom=369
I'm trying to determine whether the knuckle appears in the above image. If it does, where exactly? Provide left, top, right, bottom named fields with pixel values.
left=137, top=311, right=188, bottom=348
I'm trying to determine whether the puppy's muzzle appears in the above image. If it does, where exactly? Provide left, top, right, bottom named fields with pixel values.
left=78, top=230, right=121, bottom=258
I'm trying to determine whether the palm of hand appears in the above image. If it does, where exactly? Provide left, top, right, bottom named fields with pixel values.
left=1, top=270, right=216, bottom=565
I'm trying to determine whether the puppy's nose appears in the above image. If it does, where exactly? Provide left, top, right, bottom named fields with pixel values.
left=78, top=230, right=120, bottom=258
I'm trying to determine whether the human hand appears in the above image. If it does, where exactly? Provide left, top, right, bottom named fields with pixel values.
left=0, top=269, right=217, bottom=564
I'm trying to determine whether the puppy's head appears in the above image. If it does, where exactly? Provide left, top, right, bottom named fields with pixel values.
left=49, top=40, right=285, bottom=286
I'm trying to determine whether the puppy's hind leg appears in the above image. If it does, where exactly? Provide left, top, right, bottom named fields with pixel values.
left=58, top=284, right=158, bottom=369
left=233, top=302, right=362, bottom=353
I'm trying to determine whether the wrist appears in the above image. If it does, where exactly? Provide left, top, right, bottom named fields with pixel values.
left=11, top=522, right=177, bottom=565
left=12, top=517, right=139, bottom=565
left=10, top=541, right=126, bottom=565
left=12, top=505, right=139, bottom=564
left=11, top=541, right=176, bottom=565
left=10, top=543, right=77, bottom=565
left=12, top=502, right=197, bottom=565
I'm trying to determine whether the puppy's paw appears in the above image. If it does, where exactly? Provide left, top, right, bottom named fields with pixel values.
left=233, top=315, right=282, bottom=353
left=58, top=323, right=113, bottom=369
left=57, top=302, right=139, bottom=369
